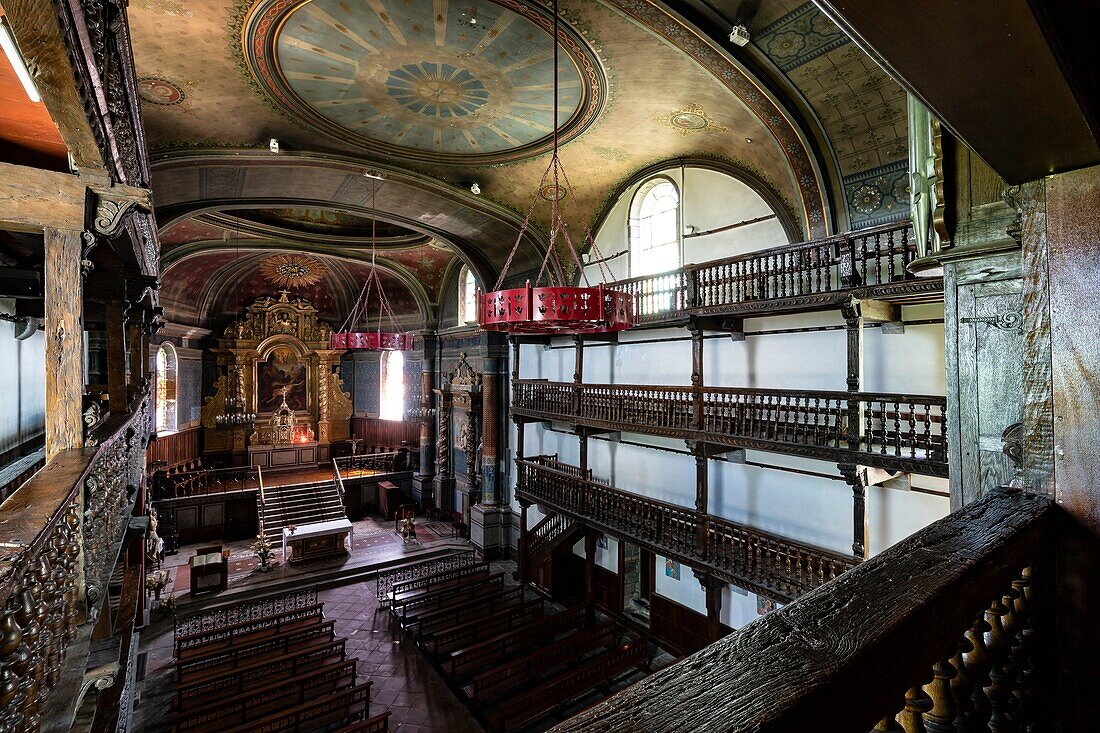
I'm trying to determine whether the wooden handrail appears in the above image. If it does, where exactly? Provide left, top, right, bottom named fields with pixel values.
left=517, top=457, right=856, bottom=601
left=0, top=392, right=152, bottom=731
left=551, top=488, right=1055, bottom=732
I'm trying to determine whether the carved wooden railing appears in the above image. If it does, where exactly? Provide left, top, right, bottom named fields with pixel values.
left=551, top=488, right=1054, bottom=732
left=173, top=588, right=319, bottom=642
left=333, top=451, right=401, bottom=479
left=374, top=549, right=481, bottom=603
left=156, top=465, right=261, bottom=500
left=527, top=512, right=577, bottom=563
left=514, top=380, right=948, bottom=476
left=611, top=221, right=935, bottom=324
left=0, top=395, right=150, bottom=733
left=517, top=458, right=856, bottom=601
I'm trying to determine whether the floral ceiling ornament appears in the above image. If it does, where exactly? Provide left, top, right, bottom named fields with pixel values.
left=654, top=102, right=731, bottom=137
left=259, top=254, right=327, bottom=289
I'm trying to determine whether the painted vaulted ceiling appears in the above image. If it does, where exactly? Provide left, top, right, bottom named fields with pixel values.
left=129, top=0, right=905, bottom=329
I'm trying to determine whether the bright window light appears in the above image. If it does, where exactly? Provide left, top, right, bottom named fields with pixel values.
left=0, top=20, right=42, bottom=103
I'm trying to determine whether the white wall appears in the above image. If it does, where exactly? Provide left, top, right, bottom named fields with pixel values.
left=0, top=299, right=46, bottom=455
left=583, top=166, right=789, bottom=283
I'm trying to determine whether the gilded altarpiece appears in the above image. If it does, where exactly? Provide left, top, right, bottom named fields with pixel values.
left=201, top=293, right=352, bottom=462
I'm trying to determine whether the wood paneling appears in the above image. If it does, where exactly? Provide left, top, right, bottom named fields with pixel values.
left=649, top=593, right=710, bottom=657
left=593, top=565, right=621, bottom=616
left=147, top=426, right=201, bottom=468
left=350, top=417, right=418, bottom=447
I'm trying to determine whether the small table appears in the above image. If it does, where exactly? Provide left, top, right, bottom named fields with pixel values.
left=282, top=518, right=354, bottom=563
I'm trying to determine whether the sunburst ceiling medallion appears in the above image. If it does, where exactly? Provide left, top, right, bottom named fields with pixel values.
left=259, top=254, right=327, bottom=289
left=239, top=0, right=606, bottom=164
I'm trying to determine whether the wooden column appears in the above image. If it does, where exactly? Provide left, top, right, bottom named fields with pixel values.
left=689, top=319, right=704, bottom=430
left=105, top=298, right=129, bottom=412
left=840, top=463, right=868, bottom=558
left=572, top=335, right=583, bottom=415
left=578, top=428, right=589, bottom=475
left=44, top=228, right=85, bottom=460
left=696, top=571, right=724, bottom=644
left=690, top=441, right=709, bottom=559
left=584, top=529, right=597, bottom=621
left=511, top=337, right=521, bottom=382
left=518, top=499, right=531, bottom=585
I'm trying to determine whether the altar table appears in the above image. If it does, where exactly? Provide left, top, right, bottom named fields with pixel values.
left=282, top=518, right=353, bottom=563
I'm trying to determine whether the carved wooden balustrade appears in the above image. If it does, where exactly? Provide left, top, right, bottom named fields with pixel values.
left=514, top=380, right=948, bottom=476
left=0, top=397, right=150, bottom=733
left=551, top=488, right=1054, bottom=732
left=526, top=513, right=576, bottom=561
left=517, top=457, right=856, bottom=601
left=611, top=221, right=936, bottom=324
left=157, top=466, right=260, bottom=500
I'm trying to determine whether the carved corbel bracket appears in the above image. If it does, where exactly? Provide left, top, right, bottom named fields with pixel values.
left=88, top=188, right=150, bottom=239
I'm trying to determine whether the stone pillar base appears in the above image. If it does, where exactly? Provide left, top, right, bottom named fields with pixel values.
left=411, top=475, right=435, bottom=508
left=433, top=476, right=456, bottom=515
left=470, top=504, right=509, bottom=560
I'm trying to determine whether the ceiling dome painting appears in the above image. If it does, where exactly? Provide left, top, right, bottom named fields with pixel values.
left=241, top=0, right=607, bottom=163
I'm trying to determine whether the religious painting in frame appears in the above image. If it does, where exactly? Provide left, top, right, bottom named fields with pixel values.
left=257, top=346, right=308, bottom=412
left=664, top=558, right=680, bottom=580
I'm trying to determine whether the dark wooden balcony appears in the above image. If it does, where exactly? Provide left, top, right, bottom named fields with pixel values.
left=609, top=222, right=941, bottom=327
left=551, top=487, right=1054, bottom=732
left=514, top=380, right=948, bottom=477
left=516, top=456, right=858, bottom=602
left=0, top=396, right=151, bottom=733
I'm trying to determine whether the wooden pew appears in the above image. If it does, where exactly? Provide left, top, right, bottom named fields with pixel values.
left=390, top=570, right=501, bottom=622
left=389, top=565, right=491, bottom=608
left=488, top=641, right=648, bottom=732
left=444, top=604, right=590, bottom=680
left=410, top=586, right=524, bottom=640
left=220, top=681, right=373, bottom=733
left=173, top=659, right=358, bottom=733
left=429, top=599, right=545, bottom=661
left=175, top=619, right=337, bottom=683
left=386, top=562, right=489, bottom=605
left=175, top=604, right=325, bottom=660
left=466, top=622, right=618, bottom=706
left=174, top=637, right=347, bottom=711
left=334, top=710, right=392, bottom=732
left=396, top=575, right=507, bottom=627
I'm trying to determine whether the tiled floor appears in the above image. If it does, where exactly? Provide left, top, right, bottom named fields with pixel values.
left=319, top=582, right=483, bottom=733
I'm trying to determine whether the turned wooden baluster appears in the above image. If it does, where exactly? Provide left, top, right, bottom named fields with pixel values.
left=922, top=655, right=959, bottom=733
left=17, top=583, right=42, bottom=732
left=896, top=684, right=933, bottom=733
left=1011, top=567, right=1036, bottom=727
left=984, top=597, right=1017, bottom=731
left=965, top=615, right=994, bottom=727
left=948, top=636, right=976, bottom=731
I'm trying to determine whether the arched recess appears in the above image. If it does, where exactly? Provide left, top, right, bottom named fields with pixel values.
left=592, top=157, right=804, bottom=244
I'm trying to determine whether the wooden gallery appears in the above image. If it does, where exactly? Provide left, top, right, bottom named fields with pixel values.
left=0, top=0, right=1097, bottom=731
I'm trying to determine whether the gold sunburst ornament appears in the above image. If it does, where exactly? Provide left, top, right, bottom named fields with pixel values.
left=259, top=254, right=327, bottom=288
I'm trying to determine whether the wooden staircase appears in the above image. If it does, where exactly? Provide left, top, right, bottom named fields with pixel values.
left=526, top=511, right=585, bottom=578
left=260, top=480, right=347, bottom=545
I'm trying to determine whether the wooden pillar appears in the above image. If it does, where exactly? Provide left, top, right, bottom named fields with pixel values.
left=840, top=463, right=868, bottom=558
left=518, top=499, right=531, bottom=585
left=511, top=337, right=521, bottom=382
left=690, top=441, right=709, bottom=559
left=578, top=428, right=588, bottom=474
left=584, top=529, right=597, bottom=621
left=689, top=319, right=704, bottom=430
left=696, top=571, right=724, bottom=644
left=842, top=298, right=865, bottom=461
left=44, top=228, right=85, bottom=459
left=105, top=298, right=129, bottom=412
left=572, top=335, right=583, bottom=415
left=127, top=307, right=144, bottom=393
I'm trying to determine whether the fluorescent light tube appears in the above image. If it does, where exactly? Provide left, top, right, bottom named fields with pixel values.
left=0, top=20, right=40, bottom=103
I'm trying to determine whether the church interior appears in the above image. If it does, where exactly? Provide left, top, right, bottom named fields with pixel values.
left=0, top=0, right=1097, bottom=731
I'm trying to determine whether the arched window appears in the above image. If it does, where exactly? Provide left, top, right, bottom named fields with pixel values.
left=629, top=178, right=681, bottom=277
left=154, top=344, right=178, bottom=433
left=379, top=350, right=405, bottom=421
left=457, top=265, right=478, bottom=324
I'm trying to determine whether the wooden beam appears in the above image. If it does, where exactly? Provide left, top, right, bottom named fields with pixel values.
left=2, top=0, right=104, bottom=171
left=857, top=299, right=900, bottom=324
left=44, top=227, right=84, bottom=459
left=0, top=162, right=84, bottom=232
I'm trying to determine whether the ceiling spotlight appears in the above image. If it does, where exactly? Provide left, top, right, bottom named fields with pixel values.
left=364, top=170, right=386, bottom=180
left=268, top=138, right=279, bottom=153
left=470, top=182, right=481, bottom=195
left=745, top=137, right=753, bottom=144
left=729, top=24, right=751, bottom=47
